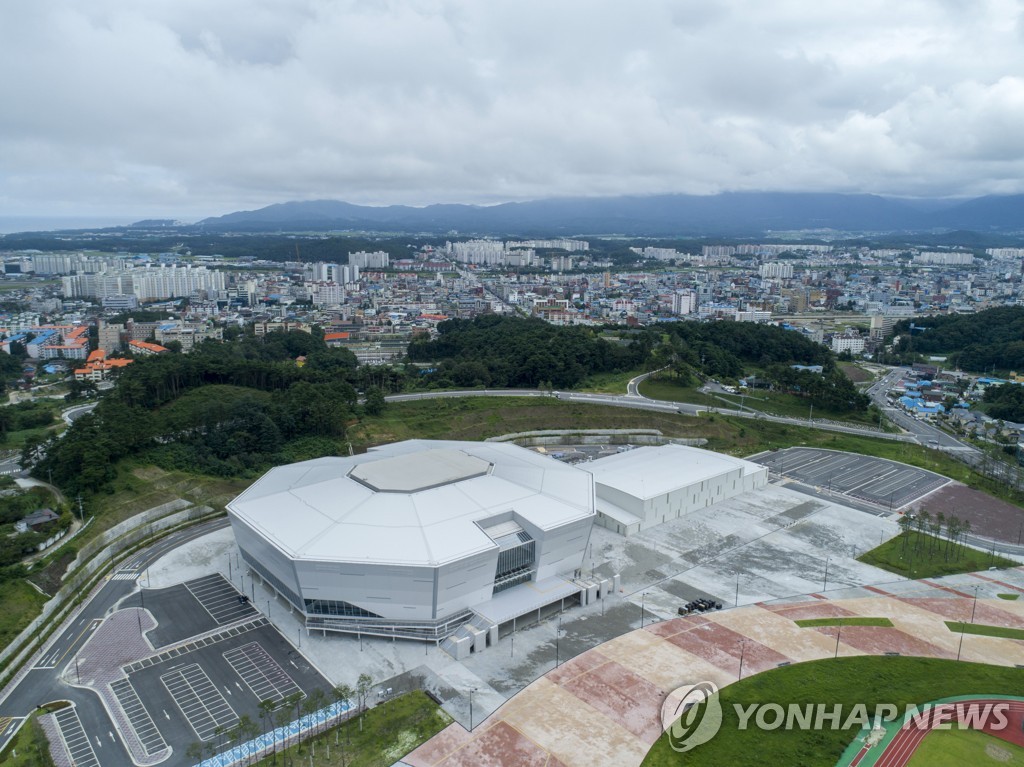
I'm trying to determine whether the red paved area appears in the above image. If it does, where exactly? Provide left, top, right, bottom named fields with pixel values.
left=895, top=596, right=1024, bottom=628
left=763, top=602, right=860, bottom=621
left=910, top=483, right=1024, bottom=543
left=665, top=621, right=790, bottom=676
left=863, top=585, right=894, bottom=595
left=812, top=625, right=956, bottom=659
left=920, top=579, right=974, bottom=598
left=642, top=612, right=712, bottom=638
left=425, top=720, right=552, bottom=767
left=408, top=723, right=474, bottom=765
left=555, top=657, right=666, bottom=743
left=546, top=648, right=610, bottom=684
left=969, top=571, right=1024, bottom=593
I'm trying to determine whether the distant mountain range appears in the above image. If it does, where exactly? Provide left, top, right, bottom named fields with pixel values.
left=192, top=192, right=1024, bottom=236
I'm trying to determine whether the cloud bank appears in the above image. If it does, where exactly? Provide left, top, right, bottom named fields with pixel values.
left=3, top=0, right=1024, bottom=219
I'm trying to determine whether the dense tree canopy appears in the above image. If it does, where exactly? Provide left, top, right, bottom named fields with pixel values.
left=983, top=383, right=1024, bottom=423
left=891, top=307, right=1024, bottom=372
left=34, top=330, right=361, bottom=494
left=407, top=316, right=643, bottom=388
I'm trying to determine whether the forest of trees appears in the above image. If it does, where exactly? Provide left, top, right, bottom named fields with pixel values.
left=890, top=307, right=1024, bottom=372
left=983, top=383, right=1024, bottom=423
left=31, top=330, right=365, bottom=495
left=407, top=316, right=646, bottom=388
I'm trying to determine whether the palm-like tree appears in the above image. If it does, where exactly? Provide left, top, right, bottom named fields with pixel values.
left=258, top=698, right=278, bottom=762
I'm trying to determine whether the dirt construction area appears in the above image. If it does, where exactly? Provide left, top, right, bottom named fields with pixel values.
left=909, top=483, right=1024, bottom=544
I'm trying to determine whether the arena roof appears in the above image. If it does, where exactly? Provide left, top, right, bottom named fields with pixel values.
left=227, top=440, right=594, bottom=567
left=582, top=444, right=765, bottom=500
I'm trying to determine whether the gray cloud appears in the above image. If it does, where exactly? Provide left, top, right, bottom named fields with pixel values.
left=2, top=0, right=1023, bottom=219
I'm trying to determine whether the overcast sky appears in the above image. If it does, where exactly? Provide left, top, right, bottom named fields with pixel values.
left=3, top=0, right=1024, bottom=222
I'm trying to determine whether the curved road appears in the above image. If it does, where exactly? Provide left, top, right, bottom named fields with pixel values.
left=0, top=516, right=229, bottom=766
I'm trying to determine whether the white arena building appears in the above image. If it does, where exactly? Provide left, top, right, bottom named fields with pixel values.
left=227, top=440, right=600, bottom=650
left=227, top=439, right=769, bottom=650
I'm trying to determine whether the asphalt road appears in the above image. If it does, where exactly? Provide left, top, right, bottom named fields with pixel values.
left=0, top=517, right=230, bottom=766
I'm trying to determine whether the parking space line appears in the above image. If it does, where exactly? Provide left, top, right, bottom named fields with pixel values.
left=111, top=678, right=168, bottom=755
left=161, top=663, right=238, bottom=742
left=53, top=707, right=100, bottom=767
left=223, top=642, right=304, bottom=703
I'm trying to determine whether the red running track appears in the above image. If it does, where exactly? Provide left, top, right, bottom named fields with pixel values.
left=870, top=699, right=1024, bottom=767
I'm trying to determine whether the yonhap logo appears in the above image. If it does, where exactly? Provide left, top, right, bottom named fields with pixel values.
left=661, top=681, right=723, bottom=752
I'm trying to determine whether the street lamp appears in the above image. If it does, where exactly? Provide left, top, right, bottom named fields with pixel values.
left=640, top=592, right=647, bottom=628
left=834, top=624, right=842, bottom=659
left=738, top=639, right=746, bottom=680
left=555, top=611, right=562, bottom=667
left=956, top=586, right=980, bottom=661
left=469, top=687, right=476, bottom=731
left=823, top=556, right=830, bottom=593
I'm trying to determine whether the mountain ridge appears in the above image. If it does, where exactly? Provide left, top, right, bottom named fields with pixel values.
left=194, top=192, right=1024, bottom=236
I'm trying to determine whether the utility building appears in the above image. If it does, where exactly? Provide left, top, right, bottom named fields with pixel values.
left=582, top=444, right=768, bottom=536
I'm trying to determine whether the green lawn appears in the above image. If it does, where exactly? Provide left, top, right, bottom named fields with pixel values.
left=997, top=593, right=1020, bottom=600
left=643, top=656, right=1024, bottom=767
left=250, top=690, right=451, bottom=767
left=577, top=369, right=643, bottom=393
left=0, top=580, right=47, bottom=650
left=857, top=533, right=1019, bottom=579
left=907, top=727, right=1024, bottom=766
left=795, top=617, right=894, bottom=628
left=638, top=377, right=881, bottom=426
left=944, top=621, right=1024, bottom=640
left=1, top=710, right=58, bottom=767
left=839, top=363, right=874, bottom=384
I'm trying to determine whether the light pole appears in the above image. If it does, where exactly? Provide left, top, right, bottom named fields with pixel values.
left=823, top=556, right=830, bottom=593
left=738, top=639, right=746, bottom=680
left=735, top=573, right=740, bottom=608
left=956, top=587, right=980, bottom=661
left=555, top=611, right=562, bottom=667
left=469, top=688, right=476, bottom=731
left=640, top=592, right=647, bottom=628
left=834, top=624, right=842, bottom=658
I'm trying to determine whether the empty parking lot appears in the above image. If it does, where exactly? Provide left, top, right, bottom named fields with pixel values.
left=754, top=447, right=949, bottom=510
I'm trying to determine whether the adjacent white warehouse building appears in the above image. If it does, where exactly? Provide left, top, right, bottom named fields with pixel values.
left=583, top=444, right=769, bottom=536
left=227, top=440, right=597, bottom=644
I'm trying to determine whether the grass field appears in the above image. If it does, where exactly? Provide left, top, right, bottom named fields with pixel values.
left=795, top=617, right=894, bottom=628
left=0, top=580, right=48, bottom=650
left=907, top=727, right=1024, bottom=766
left=857, top=533, right=1019, bottom=579
left=577, top=369, right=643, bottom=393
left=998, top=593, right=1021, bottom=600
left=251, top=690, right=450, bottom=767
left=643, top=657, right=1024, bottom=767
left=839, top=363, right=874, bottom=384
left=638, top=377, right=883, bottom=426
left=944, top=621, right=1024, bottom=640
left=1, top=709, right=59, bottom=767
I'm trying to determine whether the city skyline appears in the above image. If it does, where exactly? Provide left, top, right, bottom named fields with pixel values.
left=3, top=1, right=1024, bottom=221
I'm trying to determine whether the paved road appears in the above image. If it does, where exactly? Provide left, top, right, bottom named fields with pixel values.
left=62, top=402, right=98, bottom=425
left=0, top=516, right=230, bottom=767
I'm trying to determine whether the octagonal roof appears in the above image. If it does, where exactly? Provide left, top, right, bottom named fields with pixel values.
left=227, top=440, right=594, bottom=567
